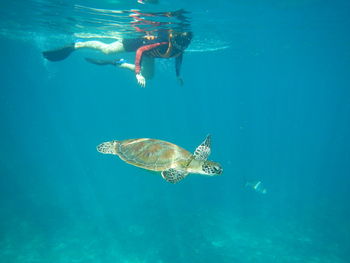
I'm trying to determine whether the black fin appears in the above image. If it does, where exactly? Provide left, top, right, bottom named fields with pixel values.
left=42, top=44, right=75, bottom=61
left=85, top=57, right=117, bottom=66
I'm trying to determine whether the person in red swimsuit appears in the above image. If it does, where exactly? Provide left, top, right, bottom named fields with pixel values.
left=43, top=9, right=191, bottom=87
left=43, top=29, right=192, bottom=87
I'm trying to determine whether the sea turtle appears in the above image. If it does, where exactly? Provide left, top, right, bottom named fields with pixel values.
left=96, top=135, right=223, bottom=183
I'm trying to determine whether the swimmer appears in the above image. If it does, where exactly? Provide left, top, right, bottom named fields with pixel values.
left=42, top=11, right=192, bottom=87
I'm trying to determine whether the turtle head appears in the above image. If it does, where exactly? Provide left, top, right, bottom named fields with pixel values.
left=97, top=140, right=118, bottom=155
left=201, top=160, right=223, bottom=176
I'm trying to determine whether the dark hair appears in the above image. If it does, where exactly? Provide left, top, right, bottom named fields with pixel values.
left=172, top=31, right=193, bottom=50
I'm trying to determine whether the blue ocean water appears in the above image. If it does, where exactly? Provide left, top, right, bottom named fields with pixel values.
left=1, top=0, right=350, bottom=262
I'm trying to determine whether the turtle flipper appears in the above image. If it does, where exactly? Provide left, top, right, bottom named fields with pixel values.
left=161, top=168, right=188, bottom=184
left=96, top=140, right=118, bottom=155
left=194, top=135, right=211, bottom=160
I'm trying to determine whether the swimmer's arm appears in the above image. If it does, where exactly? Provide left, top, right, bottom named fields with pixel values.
left=175, top=54, right=183, bottom=77
left=134, top=42, right=168, bottom=74
left=175, top=54, right=184, bottom=85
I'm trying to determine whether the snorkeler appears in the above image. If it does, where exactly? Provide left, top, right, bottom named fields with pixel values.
left=42, top=9, right=192, bottom=87
left=42, top=9, right=192, bottom=88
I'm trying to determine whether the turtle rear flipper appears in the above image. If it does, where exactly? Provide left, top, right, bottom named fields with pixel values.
left=97, top=141, right=118, bottom=155
left=161, top=168, right=188, bottom=183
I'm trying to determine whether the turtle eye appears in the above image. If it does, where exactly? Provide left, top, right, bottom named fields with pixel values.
left=214, top=165, right=223, bottom=175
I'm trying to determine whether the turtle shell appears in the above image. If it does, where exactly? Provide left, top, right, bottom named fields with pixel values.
left=115, top=138, right=192, bottom=171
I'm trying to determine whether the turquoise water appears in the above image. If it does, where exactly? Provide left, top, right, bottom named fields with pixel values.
left=1, top=0, right=350, bottom=262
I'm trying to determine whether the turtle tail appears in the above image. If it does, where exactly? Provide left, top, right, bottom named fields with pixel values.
left=97, top=140, right=119, bottom=155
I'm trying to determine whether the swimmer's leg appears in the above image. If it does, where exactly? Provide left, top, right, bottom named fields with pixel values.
left=85, top=57, right=135, bottom=71
left=85, top=56, right=153, bottom=87
left=75, top=40, right=125, bottom=54
left=43, top=41, right=125, bottom=62
left=119, top=62, right=136, bottom=71
left=117, top=57, right=154, bottom=81
left=117, top=57, right=154, bottom=80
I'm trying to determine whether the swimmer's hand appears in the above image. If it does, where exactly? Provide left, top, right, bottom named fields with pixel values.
left=136, top=73, right=146, bottom=88
left=177, top=76, right=184, bottom=86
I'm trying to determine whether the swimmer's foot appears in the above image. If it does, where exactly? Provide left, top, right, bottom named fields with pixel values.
left=114, top=58, right=127, bottom=65
left=42, top=44, right=75, bottom=61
